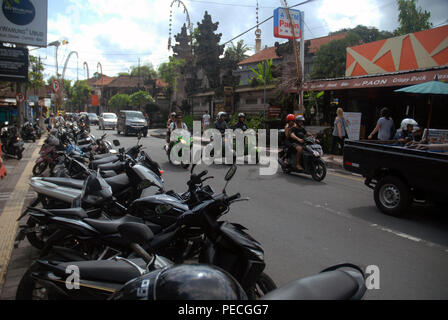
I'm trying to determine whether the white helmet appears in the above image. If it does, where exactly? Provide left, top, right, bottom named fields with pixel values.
left=218, top=112, right=227, bottom=119
left=296, top=115, right=306, bottom=122
left=401, top=118, right=418, bottom=131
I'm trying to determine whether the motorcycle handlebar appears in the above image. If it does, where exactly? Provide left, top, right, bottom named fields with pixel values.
left=227, top=193, right=241, bottom=203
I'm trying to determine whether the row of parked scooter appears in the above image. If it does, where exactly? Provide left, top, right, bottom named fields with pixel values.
left=14, top=119, right=368, bottom=300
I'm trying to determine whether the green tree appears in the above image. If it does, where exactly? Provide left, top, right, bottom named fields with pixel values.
left=225, top=40, right=250, bottom=64
left=70, top=80, right=92, bottom=111
left=158, top=57, right=185, bottom=113
left=28, top=55, right=45, bottom=91
left=395, top=0, right=432, bottom=35
left=311, top=26, right=393, bottom=79
left=250, top=59, right=275, bottom=85
left=130, top=90, right=154, bottom=112
left=129, top=64, right=158, bottom=79
left=109, top=93, right=130, bottom=112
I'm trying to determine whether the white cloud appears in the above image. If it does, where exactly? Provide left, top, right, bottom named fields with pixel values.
left=318, top=0, right=382, bottom=32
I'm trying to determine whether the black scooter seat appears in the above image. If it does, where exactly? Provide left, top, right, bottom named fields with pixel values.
left=83, top=215, right=143, bottom=235
left=58, top=258, right=147, bottom=284
left=90, top=156, right=119, bottom=169
left=47, top=208, right=88, bottom=220
left=104, top=174, right=130, bottom=194
left=42, top=177, right=84, bottom=189
left=94, top=153, right=113, bottom=160
left=98, top=161, right=125, bottom=173
left=261, top=270, right=365, bottom=300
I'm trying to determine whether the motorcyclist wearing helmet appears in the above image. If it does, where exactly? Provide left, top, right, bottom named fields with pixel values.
left=288, top=115, right=308, bottom=171
left=233, top=113, right=249, bottom=131
left=214, top=112, right=229, bottom=135
left=394, top=118, right=418, bottom=142
left=282, top=114, right=298, bottom=166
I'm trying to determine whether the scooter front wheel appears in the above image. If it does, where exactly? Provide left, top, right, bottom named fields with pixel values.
left=311, top=159, right=327, bottom=182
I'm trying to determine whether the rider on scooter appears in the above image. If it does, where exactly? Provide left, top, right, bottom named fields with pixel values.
left=289, top=115, right=307, bottom=171
left=168, top=113, right=189, bottom=150
left=233, top=113, right=249, bottom=132
left=214, top=112, right=228, bottom=135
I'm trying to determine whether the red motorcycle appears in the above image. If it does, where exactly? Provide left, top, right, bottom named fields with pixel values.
left=32, top=144, right=59, bottom=176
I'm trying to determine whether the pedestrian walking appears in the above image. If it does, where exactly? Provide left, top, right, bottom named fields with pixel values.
left=331, top=108, right=349, bottom=155
left=202, top=110, right=211, bottom=131
left=368, top=107, right=395, bottom=141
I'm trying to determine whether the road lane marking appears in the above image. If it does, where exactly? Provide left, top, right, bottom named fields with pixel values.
left=327, top=171, right=364, bottom=183
left=303, top=200, right=448, bottom=253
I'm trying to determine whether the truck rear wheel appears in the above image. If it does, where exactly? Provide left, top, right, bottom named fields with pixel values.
left=374, top=176, right=410, bottom=217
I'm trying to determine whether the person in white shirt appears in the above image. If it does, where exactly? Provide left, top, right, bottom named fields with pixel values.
left=202, top=110, right=211, bottom=131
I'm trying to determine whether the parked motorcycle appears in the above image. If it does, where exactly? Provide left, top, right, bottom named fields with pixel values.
left=21, top=121, right=37, bottom=142
left=278, top=136, right=327, bottom=182
left=1, top=123, right=24, bottom=160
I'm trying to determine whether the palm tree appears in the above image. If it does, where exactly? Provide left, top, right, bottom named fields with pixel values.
left=226, top=40, right=250, bottom=63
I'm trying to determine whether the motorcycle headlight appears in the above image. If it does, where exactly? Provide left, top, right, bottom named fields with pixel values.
left=180, top=139, right=186, bottom=145
left=17, top=137, right=20, bottom=141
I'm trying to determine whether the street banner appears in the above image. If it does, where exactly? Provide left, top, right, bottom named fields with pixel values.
left=91, top=94, right=99, bottom=106
left=344, top=112, right=362, bottom=141
left=273, top=7, right=303, bottom=40
left=0, top=0, right=48, bottom=47
left=0, top=45, right=29, bottom=82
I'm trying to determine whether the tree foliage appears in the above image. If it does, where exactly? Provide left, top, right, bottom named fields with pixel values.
left=395, top=0, right=432, bottom=35
left=109, top=93, right=130, bottom=112
left=250, top=59, right=275, bottom=85
left=130, top=90, right=154, bottom=111
left=129, top=63, right=158, bottom=79
left=310, top=26, right=393, bottom=79
left=28, top=55, right=45, bottom=91
left=70, top=80, right=92, bottom=111
left=225, top=40, right=250, bottom=64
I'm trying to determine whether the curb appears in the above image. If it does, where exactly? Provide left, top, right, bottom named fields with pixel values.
left=0, top=136, right=44, bottom=290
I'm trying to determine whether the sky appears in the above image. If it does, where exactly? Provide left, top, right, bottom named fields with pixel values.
left=29, top=0, right=448, bottom=82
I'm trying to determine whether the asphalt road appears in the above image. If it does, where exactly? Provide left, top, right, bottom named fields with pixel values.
left=93, top=126, right=448, bottom=300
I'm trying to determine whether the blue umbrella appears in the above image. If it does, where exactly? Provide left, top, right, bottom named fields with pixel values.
left=394, top=77, right=448, bottom=130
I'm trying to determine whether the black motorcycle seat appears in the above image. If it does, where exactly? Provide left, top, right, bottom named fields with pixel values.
left=104, top=174, right=130, bottom=194
left=83, top=215, right=143, bottom=235
left=98, top=161, right=125, bottom=173
left=90, top=156, right=119, bottom=169
left=94, top=153, right=113, bottom=160
left=79, top=144, right=92, bottom=152
left=261, top=270, right=365, bottom=300
left=42, top=177, right=84, bottom=189
left=58, top=258, right=147, bottom=284
left=48, top=208, right=88, bottom=220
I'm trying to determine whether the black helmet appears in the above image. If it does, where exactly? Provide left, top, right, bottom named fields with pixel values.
left=111, top=264, right=248, bottom=300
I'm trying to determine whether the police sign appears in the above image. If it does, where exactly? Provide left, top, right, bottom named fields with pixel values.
left=273, top=7, right=303, bottom=40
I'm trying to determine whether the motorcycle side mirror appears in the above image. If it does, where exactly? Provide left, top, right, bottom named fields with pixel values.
left=113, top=140, right=120, bottom=146
left=137, top=132, right=143, bottom=140
left=223, top=165, right=237, bottom=193
left=225, top=165, right=237, bottom=181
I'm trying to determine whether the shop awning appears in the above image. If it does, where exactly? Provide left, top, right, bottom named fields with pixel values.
left=300, top=67, right=448, bottom=92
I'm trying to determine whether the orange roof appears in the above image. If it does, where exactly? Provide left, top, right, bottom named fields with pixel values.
left=238, top=47, right=280, bottom=66
left=308, top=32, right=347, bottom=54
left=156, top=79, right=168, bottom=88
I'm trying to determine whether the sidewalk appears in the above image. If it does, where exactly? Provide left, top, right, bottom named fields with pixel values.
left=0, top=137, right=44, bottom=299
